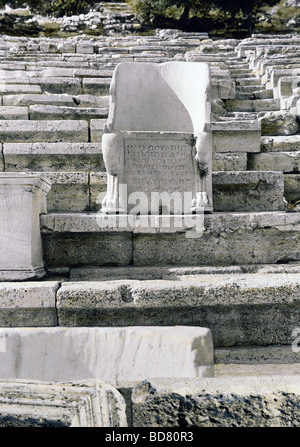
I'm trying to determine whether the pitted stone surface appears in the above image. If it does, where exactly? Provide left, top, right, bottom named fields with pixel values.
left=131, top=376, right=300, bottom=427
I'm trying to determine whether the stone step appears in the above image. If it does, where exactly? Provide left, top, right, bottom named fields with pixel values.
left=248, top=152, right=300, bottom=173
left=212, top=120, right=261, bottom=153
left=261, top=135, right=300, bottom=152
left=0, top=106, right=28, bottom=120
left=3, top=93, right=109, bottom=108
left=259, top=112, right=300, bottom=136
left=29, top=105, right=108, bottom=120
left=40, top=211, right=300, bottom=269
left=0, top=120, right=89, bottom=142
left=0, top=84, right=42, bottom=95
left=1, top=169, right=283, bottom=213
left=28, top=77, right=82, bottom=95
left=131, top=376, right=300, bottom=426
left=2, top=269, right=299, bottom=348
left=235, top=77, right=261, bottom=86
left=215, top=343, right=300, bottom=366
left=212, top=171, right=284, bottom=212
left=3, top=143, right=104, bottom=172
left=236, top=84, right=264, bottom=93
left=225, top=98, right=280, bottom=112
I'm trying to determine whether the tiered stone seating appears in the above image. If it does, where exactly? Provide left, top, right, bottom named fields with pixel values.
left=1, top=30, right=300, bottom=427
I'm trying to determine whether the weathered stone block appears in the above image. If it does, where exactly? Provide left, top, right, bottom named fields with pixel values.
left=259, top=112, right=300, bottom=136
left=212, top=121, right=261, bottom=153
left=42, top=232, right=133, bottom=268
left=90, top=171, right=107, bottom=211
left=29, top=105, right=108, bottom=121
left=131, top=376, right=300, bottom=427
left=31, top=172, right=90, bottom=212
left=248, top=152, right=300, bottom=172
left=284, top=174, right=300, bottom=202
left=0, top=106, right=28, bottom=120
left=0, top=282, right=59, bottom=326
left=82, top=78, right=111, bottom=95
left=132, top=212, right=300, bottom=267
left=90, top=119, right=107, bottom=142
left=0, top=120, right=89, bottom=142
left=29, top=77, right=82, bottom=95
left=0, top=84, right=41, bottom=94
left=213, top=171, right=285, bottom=212
left=213, top=152, right=247, bottom=171
left=54, top=271, right=300, bottom=346
left=3, top=93, right=76, bottom=107
left=261, top=135, right=300, bottom=152
left=3, top=142, right=104, bottom=172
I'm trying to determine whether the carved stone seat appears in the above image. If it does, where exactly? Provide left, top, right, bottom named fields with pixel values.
left=101, top=61, right=213, bottom=215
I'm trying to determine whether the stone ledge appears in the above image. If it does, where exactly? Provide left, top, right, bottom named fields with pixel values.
left=131, top=376, right=300, bottom=427
left=0, top=282, right=59, bottom=326
left=41, top=211, right=300, bottom=234
left=55, top=273, right=300, bottom=345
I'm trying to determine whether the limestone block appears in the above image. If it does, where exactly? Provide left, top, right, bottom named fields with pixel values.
left=29, top=77, right=82, bottom=95
left=0, top=120, right=89, bottom=142
left=55, top=270, right=300, bottom=345
left=69, top=265, right=244, bottom=282
left=0, top=379, right=127, bottom=427
left=278, top=76, right=300, bottom=97
left=74, top=94, right=110, bottom=108
left=73, top=69, right=113, bottom=78
left=90, top=171, right=107, bottom=211
left=131, top=376, right=300, bottom=427
left=271, top=68, right=300, bottom=88
left=82, top=78, right=111, bottom=95
left=0, top=327, right=214, bottom=382
left=0, top=73, right=30, bottom=84
left=132, top=212, right=300, bottom=268
left=0, top=145, right=2, bottom=171
left=0, top=106, right=28, bottom=120
left=42, top=227, right=133, bottom=268
left=0, top=84, right=41, bottom=94
left=248, top=152, right=300, bottom=172
left=261, top=135, right=300, bottom=152
left=57, top=41, right=76, bottom=53
left=212, top=171, right=285, bottom=212
left=284, top=174, right=300, bottom=202
left=0, top=173, right=51, bottom=281
left=76, top=43, right=95, bottom=54
left=3, top=142, right=104, bottom=172
left=0, top=282, right=59, bottom=326
left=3, top=93, right=76, bottom=107
left=212, top=121, right=261, bottom=153
left=28, top=171, right=90, bottom=213
left=90, top=119, right=107, bottom=142
left=29, top=105, right=108, bottom=120
left=259, top=112, right=300, bottom=136
left=225, top=99, right=280, bottom=112
left=213, top=152, right=247, bottom=171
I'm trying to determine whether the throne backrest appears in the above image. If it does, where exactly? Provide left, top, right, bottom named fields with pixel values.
left=106, top=61, right=211, bottom=134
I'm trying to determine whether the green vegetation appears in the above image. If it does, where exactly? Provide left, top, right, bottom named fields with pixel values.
left=0, top=0, right=95, bottom=17
left=126, top=0, right=282, bottom=35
